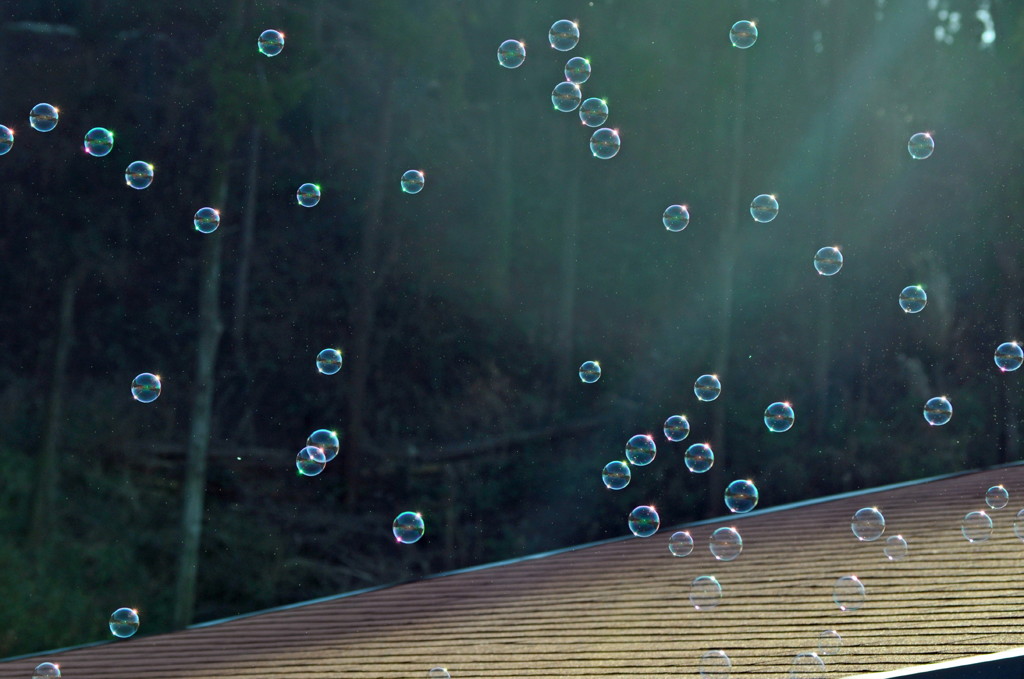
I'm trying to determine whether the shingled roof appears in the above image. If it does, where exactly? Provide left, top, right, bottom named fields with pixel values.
left=4, top=464, right=1024, bottom=678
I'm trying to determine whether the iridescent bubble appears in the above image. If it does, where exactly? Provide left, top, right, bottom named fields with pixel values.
left=29, top=103, right=58, bottom=132
left=590, top=128, right=620, bottom=159
left=668, top=530, right=694, bottom=557
left=724, top=479, right=758, bottom=513
left=694, top=374, right=722, bottom=402
left=923, top=396, right=952, bottom=426
left=832, top=575, right=865, bottom=611
left=962, top=510, right=993, bottom=543
left=428, top=669, right=450, bottom=679
left=394, top=511, right=425, bottom=544
left=83, top=127, right=114, bottom=157
left=625, top=434, right=656, bottom=466
left=663, top=204, right=690, bottom=232
left=899, top=285, right=927, bottom=313
left=995, top=342, right=1023, bottom=372
left=883, top=534, right=908, bottom=561
left=564, top=56, right=591, bottom=83
left=194, top=207, right=220, bottom=234
left=125, top=161, right=154, bottom=190
left=817, top=630, right=842, bottom=656
left=730, top=20, right=758, bottom=49
left=296, top=183, right=321, bottom=207
left=628, top=505, right=660, bottom=537
left=602, top=460, right=631, bottom=490
left=689, top=575, right=723, bottom=610
left=789, top=652, right=825, bottom=679
left=579, top=360, right=601, bottom=383
left=0, top=125, right=12, bottom=155
left=813, top=247, right=843, bottom=276
left=552, top=81, right=582, bottom=112
left=709, top=526, right=743, bottom=561
left=750, top=194, right=778, bottom=223
left=316, top=348, right=343, bottom=375
left=579, top=98, right=608, bottom=127
left=307, top=429, right=340, bottom=463
left=401, top=169, right=425, bottom=194
left=685, top=443, right=714, bottom=474
left=109, top=607, right=139, bottom=638
left=663, top=414, right=690, bottom=442
left=907, top=132, right=934, bottom=160
left=1014, top=509, right=1024, bottom=540
left=131, top=373, right=161, bottom=403
left=33, top=663, right=60, bottom=679
left=258, top=29, right=285, bottom=57
left=699, top=649, right=732, bottom=678
left=296, top=446, right=327, bottom=476
left=497, top=39, right=526, bottom=69
left=986, top=485, right=1009, bottom=510
left=850, top=507, right=885, bottom=542
left=764, top=402, right=795, bottom=432
left=549, top=19, right=580, bottom=51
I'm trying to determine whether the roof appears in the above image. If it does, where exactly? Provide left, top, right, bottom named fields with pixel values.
left=4, top=464, right=1024, bottom=678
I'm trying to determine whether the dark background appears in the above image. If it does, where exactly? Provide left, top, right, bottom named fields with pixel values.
left=1, top=0, right=1021, bottom=657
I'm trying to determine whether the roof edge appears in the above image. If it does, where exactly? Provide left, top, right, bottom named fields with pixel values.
left=845, top=646, right=1024, bottom=678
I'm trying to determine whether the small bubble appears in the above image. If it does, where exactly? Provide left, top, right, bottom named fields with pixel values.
left=730, top=20, right=758, bottom=49
left=316, top=348, right=343, bottom=375
left=589, top=128, right=620, bottom=159
left=851, top=507, right=885, bottom=542
left=689, top=575, right=723, bottom=610
left=986, top=485, right=1009, bottom=510
left=401, top=169, right=425, bottom=194
left=428, top=669, right=450, bottom=679
left=109, top=607, right=139, bottom=638
left=899, top=285, right=927, bottom=313
left=907, top=132, right=934, bottom=159
left=724, top=479, right=758, bottom=513
left=832, top=575, right=865, bottom=611
left=750, top=194, right=778, bottom=222
left=625, top=434, right=656, bottom=466
left=1014, top=509, right=1024, bottom=540
left=194, top=207, right=220, bottom=234
left=709, top=526, right=743, bottom=561
left=0, top=125, right=12, bottom=155
left=962, top=510, right=992, bottom=543
left=628, top=505, right=660, bottom=537
left=995, top=342, right=1023, bottom=372
left=83, top=127, right=114, bottom=157
left=125, top=161, right=154, bottom=190
left=699, top=649, right=732, bottom=678
left=29, top=103, right=58, bottom=132
left=668, top=530, right=694, bottom=557
left=258, top=29, right=285, bottom=57
left=564, top=56, right=591, bottom=83
left=663, top=414, right=690, bottom=442
left=663, top=204, right=690, bottom=232
left=497, top=39, right=526, bottom=69
left=694, top=374, right=722, bottom=401
left=789, top=652, right=825, bottom=679
left=685, top=443, right=714, bottom=473
left=813, top=247, right=843, bottom=276
left=602, top=460, right=630, bottom=490
left=817, top=630, right=842, bottom=656
left=923, top=396, right=952, bottom=426
left=883, top=534, right=908, bottom=561
left=33, top=663, right=60, bottom=679
left=579, top=98, right=609, bottom=127
left=131, top=373, right=161, bottom=403
left=296, top=446, right=327, bottom=476
left=552, top=81, right=582, bottom=112
left=578, top=360, right=601, bottom=383
left=307, top=429, right=340, bottom=463
left=764, top=402, right=795, bottom=432
left=549, top=19, right=580, bottom=51
left=393, top=511, right=425, bottom=544
left=296, top=183, right=321, bottom=207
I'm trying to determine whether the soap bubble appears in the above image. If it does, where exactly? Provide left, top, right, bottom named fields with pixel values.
left=663, top=204, right=690, bottom=232
left=628, top=505, right=660, bottom=537
left=602, top=460, right=631, bottom=490
left=625, top=434, right=656, bottom=466
left=764, top=401, right=795, bottom=432
left=699, top=649, right=732, bottom=678
left=564, top=56, right=591, bottom=83
left=663, top=415, right=690, bottom=442
left=83, top=127, right=114, bottom=157
left=730, top=20, right=758, bottom=49
left=296, top=446, right=327, bottom=476
left=131, top=373, right=161, bottom=403
left=497, top=39, right=526, bottom=68
left=33, top=663, right=60, bottom=679
left=194, top=207, right=220, bottom=234
left=316, top=348, right=343, bottom=375
left=29, top=103, right=58, bottom=132
left=1014, top=509, right=1024, bottom=540
left=899, top=285, right=927, bottom=313
left=668, top=530, right=694, bottom=557
left=995, top=342, right=1023, bottom=372
left=551, top=81, right=582, bottom=112
left=817, top=630, right=842, bottom=656
left=579, top=98, right=608, bottom=127
left=109, top=607, right=139, bottom=638
left=393, top=511, right=425, bottom=544
left=125, top=161, right=154, bottom=189
left=296, top=183, right=321, bottom=207
left=401, top=169, right=425, bottom=194
left=685, top=443, right=714, bottom=473
left=789, top=652, right=825, bottom=678
left=689, top=575, right=723, bottom=610
left=923, top=396, right=952, bottom=426
left=850, top=507, right=885, bottom=541
left=307, top=429, right=340, bottom=463
left=724, top=479, right=758, bottom=513
left=428, top=669, right=450, bottom=679
left=709, top=526, right=743, bottom=561
left=813, top=247, right=843, bottom=276
left=579, top=360, right=601, bottom=383
left=907, top=132, right=934, bottom=159
left=0, top=125, right=12, bottom=155
left=962, top=510, right=993, bottom=543
left=986, top=485, right=1009, bottom=510
left=590, top=128, right=620, bottom=159
left=750, top=194, right=778, bottom=222
left=883, top=534, right=908, bottom=561
left=694, top=374, right=721, bottom=401
left=549, top=20, right=579, bottom=51
left=832, top=575, right=865, bottom=611
left=258, top=29, right=285, bottom=57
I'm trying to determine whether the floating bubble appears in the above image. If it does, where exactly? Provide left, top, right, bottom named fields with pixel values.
left=689, top=575, right=723, bottom=610
left=750, top=194, right=778, bottom=223
left=296, top=446, right=327, bottom=476
left=579, top=98, right=608, bottom=127
left=125, top=161, right=154, bottom=190
left=730, top=20, right=758, bottom=49
left=33, top=663, right=60, bottom=679
left=109, top=607, right=139, bottom=638
left=307, top=429, right=340, bottom=463
left=923, top=396, right=952, bottom=426
left=986, top=485, right=1009, bottom=510
left=393, top=511, right=425, bottom=544
left=428, top=669, right=450, bottom=679
left=663, top=205, right=690, bottom=232
left=578, top=360, right=601, bottom=383
left=258, top=29, right=285, bottom=57
left=962, top=510, right=993, bottom=543
left=602, top=460, right=631, bottom=490
left=29, top=103, right=58, bottom=132
left=628, top=505, right=660, bottom=537
left=663, top=415, right=690, bottom=442
left=685, top=443, right=714, bottom=474
left=764, top=402, right=795, bottom=432
left=0, top=125, right=12, bottom=155
left=401, top=169, right=425, bottom=194
left=564, top=56, right=591, bottom=83
left=813, top=247, right=843, bottom=276
left=832, top=575, right=865, bottom=611
left=1015, top=509, right=1024, bottom=540
left=995, top=342, right=1023, bottom=372
left=552, top=81, right=582, bottom=112
left=694, top=374, right=722, bottom=401
left=625, top=434, right=656, bottom=466
left=668, top=530, right=694, bottom=557
left=316, top=348, right=343, bottom=375
left=590, top=128, right=620, bottom=159
left=907, top=132, right=934, bottom=160
left=817, top=630, right=842, bottom=656
left=724, top=479, right=758, bottom=513
left=194, top=207, right=220, bottom=234
left=851, top=507, right=885, bottom=542
left=899, top=285, right=927, bottom=313
left=296, top=183, right=321, bottom=207
left=699, top=650, right=732, bottom=678
left=83, top=127, right=114, bottom=157
left=883, top=534, right=908, bottom=561
left=497, top=39, right=526, bottom=68
left=709, top=526, right=743, bottom=561
left=131, top=373, right=161, bottom=403
left=549, top=20, right=579, bottom=51
left=790, top=652, right=825, bottom=679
